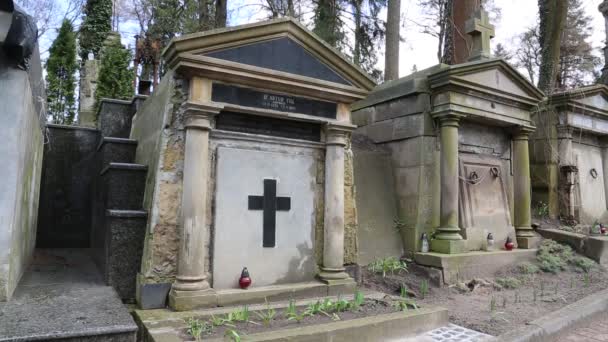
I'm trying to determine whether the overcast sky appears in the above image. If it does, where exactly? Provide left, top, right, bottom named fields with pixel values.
left=45, top=0, right=608, bottom=80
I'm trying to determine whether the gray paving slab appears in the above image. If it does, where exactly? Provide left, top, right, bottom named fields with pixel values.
left=0, top=249, right=137, bottom=341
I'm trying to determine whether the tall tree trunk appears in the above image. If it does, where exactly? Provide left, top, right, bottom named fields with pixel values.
left=287, top=0, right=295, bottom=17
left=384, top=0, right=401, bottom=80
left=215, top=0, right=227, bottom=27
left=353, top=0, right=362, bottom=65
left=198, top=0, right=209, bottom=30
left=537, top=0, right=567, bottom=94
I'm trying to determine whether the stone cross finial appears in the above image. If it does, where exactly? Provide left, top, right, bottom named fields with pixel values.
left=599, top=1, right=608, bottom=84
left=465, top=8, right=495, bottom=61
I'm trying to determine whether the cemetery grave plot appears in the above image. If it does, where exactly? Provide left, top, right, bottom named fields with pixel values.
left=362, top=240, right=608, bottom=337
left=179, top=292, right=421, bottom=341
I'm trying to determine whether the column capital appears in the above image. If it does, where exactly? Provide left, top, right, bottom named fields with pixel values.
left=512, top=125, right=535, bottom=140
left=433, top=113, right=466, bottom=127
left=183, top=101, right=224, bottom=130
left=325, top=123, right=355, bottom=146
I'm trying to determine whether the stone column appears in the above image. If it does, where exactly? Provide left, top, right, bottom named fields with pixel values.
left=169, top=99, right=224, bottom=311
left=513, top=126, right=539, bottom=249
left=431, top=114, right=467, bottom=254
left=558, top=126, right=577, bottom=218
left=601, top=140, right=608, bottom=210
left=318, top=124, right=352, bottom=284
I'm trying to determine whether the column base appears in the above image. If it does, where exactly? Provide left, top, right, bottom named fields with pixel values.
left=431, top=239, right=467, bottom=254
left=169, top=288, right=217, bottom=311
left=317, top=267, right=349, bottom=282
left=517, top=236, right=542, bottom=249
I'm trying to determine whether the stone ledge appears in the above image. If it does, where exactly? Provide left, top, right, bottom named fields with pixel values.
left=100, top=163, right=148, bottom=175
left=106, top=210, right=148, bottom=218
left=537, top=228, right=608, bottom=264
left=97, top=137, right=138, bottom=151
left=45, top=123, right=100, bottom=132
left=494, top=288, right=608, bottom=342
left=137, top=298, right=448, bottom=342
left=415, top=249, right=537, bottom=284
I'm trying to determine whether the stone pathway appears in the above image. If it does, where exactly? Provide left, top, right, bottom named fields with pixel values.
left=0, top=249, right=137, bottom=341
left=422, top=324, right=493, bottom=342
left=396, top=324, right=493, bottom=342
left=556, top=313, right=608, bottom=342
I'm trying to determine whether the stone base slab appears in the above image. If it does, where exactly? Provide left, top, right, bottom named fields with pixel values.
left=517, top=236, right=542, bottom=249
left=136, top=293, right=449, bottom=342
left=168, top=281, right=359, bottom=311
left=414, top=249, right=537, bottom=285
left=430, top=239, right=467, bottom=254
left=169, top=288, right=217, bottom=311
left=538, top=228, right=608, bottom=264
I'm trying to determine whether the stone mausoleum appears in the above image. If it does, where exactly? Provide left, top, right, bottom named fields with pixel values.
left=130, top=18, right=375, bottom=310
left=531, top=85, right=608, bottom=225
left=352, top=9, right=544, bottom=280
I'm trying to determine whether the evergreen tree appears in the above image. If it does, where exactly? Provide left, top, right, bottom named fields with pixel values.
left=79, top=0, right=113, bottom=60
left=95, top=36, right=134, bottom=108
left=46, top=19, right=78, bottom=125
left=313, top=0, right=347, bottom=51
left=556, top=0, right=600, bottom=90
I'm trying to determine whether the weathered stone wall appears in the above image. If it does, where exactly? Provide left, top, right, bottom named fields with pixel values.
left=36, top=125, right=100, bottom=248
left=530, top=109, right=560, bottom=218
left=0, top=47, right=45, bottom=301
left=130, top=72, right=185, bottom=287
left=352, top=134, right=403, bottom=265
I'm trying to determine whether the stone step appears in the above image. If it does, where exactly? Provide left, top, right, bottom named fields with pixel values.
left=96, top=210, right=147, bottom=301
left=97, top=137, right=138, bottom=167
left=100, top=163, right=147, bottom=210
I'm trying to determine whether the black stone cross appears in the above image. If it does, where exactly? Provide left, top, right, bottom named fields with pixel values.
left=248, top=179, right=291, bottom=248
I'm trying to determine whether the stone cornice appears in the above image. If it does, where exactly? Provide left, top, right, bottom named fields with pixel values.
left=427, top=58, right=545, bottom=105
left=163, top=18, right=375, bottom=91
left=171, top=53, right=368, bottom=104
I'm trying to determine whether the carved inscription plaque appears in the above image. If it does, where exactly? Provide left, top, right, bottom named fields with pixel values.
left=212, top=83, right=337, bottom=119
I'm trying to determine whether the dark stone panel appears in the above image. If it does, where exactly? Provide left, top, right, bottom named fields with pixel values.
left=100, top=164, right=148, bottom=210
left=36, top=125, right=101, bottom=248
left=216, top=111, right=322, bottom=142
left=98, top=138, right=138, bottom=168
left=104, top=210, right=147, bottom=301
left=98, top=100, right=136, bottom=139
left=212, top=83, right=337, bottom=119
left=205, top=37, right=352, bottom=86
left=137, top=282, right=172, bottom=310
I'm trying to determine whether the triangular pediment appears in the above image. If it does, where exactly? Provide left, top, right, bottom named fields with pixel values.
left=163, top=18, right=375, bottom=91
left=428, top=59, right=544, bottom=104
left=203, top=37, right=352, bottom=86
left=573, top=93, right=608, bottom=109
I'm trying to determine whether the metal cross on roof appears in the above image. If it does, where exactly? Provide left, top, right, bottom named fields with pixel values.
left=466, top=8, right=495, bottom=62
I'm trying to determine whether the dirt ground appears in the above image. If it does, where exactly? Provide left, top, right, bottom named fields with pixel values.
left=362, top=259, right=608, bottom=337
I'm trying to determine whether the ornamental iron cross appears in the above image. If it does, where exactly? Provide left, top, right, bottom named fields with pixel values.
left=248, top=179, right=291, bottom=248
left=466, top=9, right=495, bottom=61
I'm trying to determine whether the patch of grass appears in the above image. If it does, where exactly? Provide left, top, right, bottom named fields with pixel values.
left=368, top=257, right=407, bottom=277
left=393, top=299, right=418, bottom=312
left=420, top=279, right=429, bottom=299
left=495, top=277, right=521, bottom=289
left=351, top=290, right=365, bottom=311
left=518, top=262, right=540, bottom=274
left=224, top=329, right=241, bottom=342
left=571, top=256, right=595, bottom=273
left=537, top=240, right=573, bottom=273
left=489, top=297, right=496, bottom=313
left=186, top=318, right=212, bottom=342
left=254, top=301, right=276, bottom=327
